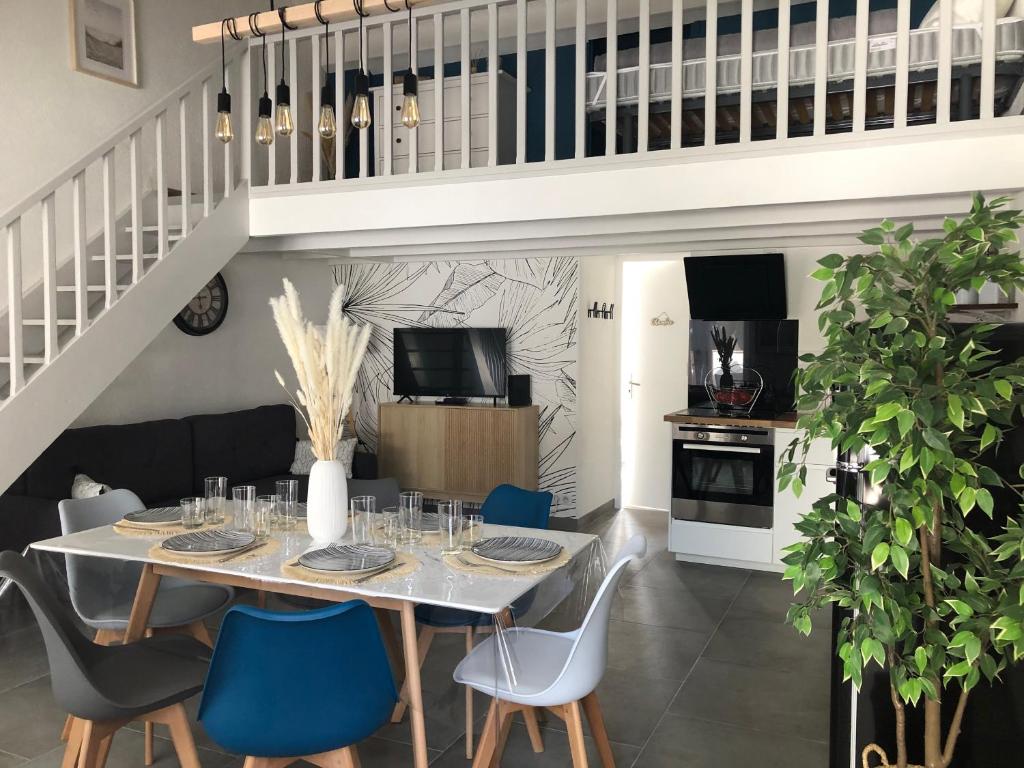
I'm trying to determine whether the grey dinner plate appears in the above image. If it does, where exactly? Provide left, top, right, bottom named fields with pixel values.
left=124, top=507, right=183, bottom=525
left=298, top=544, right=396, bottom=574
left=161, top=530, right=256, bottom=555
left=471, top=536, right=562, bottom=565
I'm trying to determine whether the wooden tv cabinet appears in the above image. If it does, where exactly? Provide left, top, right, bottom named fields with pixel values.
left=378, top=402, right=539, bottom=502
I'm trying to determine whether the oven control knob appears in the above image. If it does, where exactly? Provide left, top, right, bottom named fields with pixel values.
left=697, top=432, right=706, bottom=440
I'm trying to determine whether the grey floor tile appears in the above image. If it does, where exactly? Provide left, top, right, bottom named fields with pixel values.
left=703, top=614, right=830, bottom=676
left=727, top=570, right=802, bottom=622
left=634, top=713, right=829, bottom=768
left=613, top=584, right=735, bottom=633
left=431, top=722, right=639, bottom=768
left=19, top=728, right=237, bottom=768
left=668, top=657, right=829, bottom=743
left=0, top=749, right=25, bottom=768
left=625, top=555, right=750, bottom=601
left=606, top=620, right=709, bottom=682
left=0, top=677, right=68, bottom=760
left=0, top=591, right=38, bottom=638
left=0, top=626, right=48, bottom=695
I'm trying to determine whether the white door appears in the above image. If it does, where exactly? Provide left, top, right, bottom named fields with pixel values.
left=620, top=259, right=689, bottom=511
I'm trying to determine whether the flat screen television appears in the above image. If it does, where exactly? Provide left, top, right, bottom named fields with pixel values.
left=393, top=328, right=508, bottom=399
left=684, top=253, right=787, bottom=320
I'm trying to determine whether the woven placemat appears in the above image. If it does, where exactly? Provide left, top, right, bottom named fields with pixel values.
left=280, top=551, right=422, bottom=586
left=114, top=520, right=226, bottom=538
left=147, top=537, right=281, bottom=565
left=442, top=547, right=572, bottom=577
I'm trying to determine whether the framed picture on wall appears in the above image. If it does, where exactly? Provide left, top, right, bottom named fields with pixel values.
left=69, top=0, right=138, bottom=87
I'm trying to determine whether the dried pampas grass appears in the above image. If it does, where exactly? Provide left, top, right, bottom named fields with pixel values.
left=270, top=279, right=370, bottom=462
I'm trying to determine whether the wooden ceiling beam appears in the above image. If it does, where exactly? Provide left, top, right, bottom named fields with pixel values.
left=192, top=0, right=429, bottom=44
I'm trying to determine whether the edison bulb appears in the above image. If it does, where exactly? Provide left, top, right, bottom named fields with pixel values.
left=215, top=111, right=234, bottom=143
left=275, top=103, right=294, bottom=136
left=318, top=104, right=337, bottom=139
left=255, top=115, right=275, bottom=146
left=352, top=93, right=371, bottom=130
left=401, top=93, right=420, bottom=129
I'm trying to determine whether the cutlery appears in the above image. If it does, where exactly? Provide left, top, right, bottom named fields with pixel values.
left=352, top=561, right=403, bottom=584
left=217, top=543, right=264, bottom=563
left=455, top=555, right=523, bottom=574
left=115, top=522, right=168, bottom=533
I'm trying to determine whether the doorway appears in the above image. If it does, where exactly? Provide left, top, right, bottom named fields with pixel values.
left=619, top=258, right=689, bottom=512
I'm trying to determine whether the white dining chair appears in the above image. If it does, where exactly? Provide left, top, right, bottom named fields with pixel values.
left=452, top=534, right=646, bottom=768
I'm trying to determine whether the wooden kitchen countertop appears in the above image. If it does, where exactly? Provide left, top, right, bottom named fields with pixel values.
left=663, top=410, right=801, bottom=429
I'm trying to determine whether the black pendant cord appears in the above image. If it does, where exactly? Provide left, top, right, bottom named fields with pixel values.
left=406, top=0, right=413, bottom=74
left=314, top=1, right=330, bottom=78
left=353, top=0, right=368, bottom=74
left=277, top=6, right=296, bottom=83
left=221, top=18, right=242, bottom=94
left=247, top=12, right=268, bottom=96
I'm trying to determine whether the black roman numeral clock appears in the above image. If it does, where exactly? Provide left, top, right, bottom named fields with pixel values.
left=173, top=273, right=229, bottom=336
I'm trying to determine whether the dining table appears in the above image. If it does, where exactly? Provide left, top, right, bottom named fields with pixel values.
left=31, top=521, right=602, bottom=768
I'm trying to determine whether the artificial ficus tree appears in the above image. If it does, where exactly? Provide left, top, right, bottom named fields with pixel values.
left=778, top=195, right=1024, bottom=768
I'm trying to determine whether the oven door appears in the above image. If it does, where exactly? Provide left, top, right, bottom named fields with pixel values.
left=671, top=439, right=774, bottom=528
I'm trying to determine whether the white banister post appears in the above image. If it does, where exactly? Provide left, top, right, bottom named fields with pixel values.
left=290, top=38, right=300, bottom=183
left=129, top=130, right=143, bottom=283
left=488, top=2, right=498, bottom=167
left=179, top=95, right=192, bottom=235
left=102, top=150, right=117, bottom=308
left=6, top=219, right=24, bottom=395
left=739, top=0, right=752, bottom=143
left=670, top=0, right=682, bottom=150
left=937, top=0, right=952, bottom=125
left=224, top=65, right=235, bottom=196
left=72, top=173, right=89, bottom=336
left=409, top=13, right=419, bottom=173
left=435, top=13, right=445, bottom=172
left=241, top=46, right=253, bottom=183
left=516, top=0, right=526, bottom=164
left=853, top=0, right=868, bottom=132
left=268, top=45, right=278, bottom=186
left=704, top=0, right=717, bottom=147
left=313, top=34, right=323, bottom=182
left=776, top=0, right=790, bottom=141
left=383, top=21, right=394, bottom=177
left=981, top=0, right=996, bottom=119
left=545, top=0, right=556, bottom=161
left=894, top=0, right=910, bottom=129
left=202, top=77, right=213, bottom=212
left=156, top=111, right=169, bottom=257
left=333, top=31, right=344, bottom=179
left=359, top=22, right=369, bottom=179
left=813, top=0, right=828, bottom=137
left=460, top=8, right=471, bottom=169
left=575, top=0, right=587, bottom=159
left=40, top=193, right=58, bottom=363
left=638, top=0, right=650, bottom=152
left=606, top=0, right=617, bottom=156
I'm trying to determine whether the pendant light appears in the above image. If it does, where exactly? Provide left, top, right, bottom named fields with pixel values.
left=315, top=1, right=337, bottom=139
left=351, top=0, right=372, bottom=131
left=274, top=5, right=295, bottom=136
left=251, top=13, right=275, bottom=146
left=215, top=19, right=239, bottom=143
left=400, top=0, right=420, bottom=129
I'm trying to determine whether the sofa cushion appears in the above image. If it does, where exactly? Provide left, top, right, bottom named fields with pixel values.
left=0, top=495, right=63, bottom=553
left=25, top=419, right=193, bottom=504
left=187, top=405, right=297, bottom=493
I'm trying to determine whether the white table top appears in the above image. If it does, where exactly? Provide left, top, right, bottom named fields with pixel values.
left=31, top=524, right=600, bottom=615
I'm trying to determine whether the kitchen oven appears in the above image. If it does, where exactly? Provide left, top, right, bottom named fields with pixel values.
left=671, top=425, right=774, bottom=529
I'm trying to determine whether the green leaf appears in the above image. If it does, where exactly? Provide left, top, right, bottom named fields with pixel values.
left=870, top=311, right=895, bottom=330
left=919, top=447, right=936, bottom=478
left=995, top=379, right=1013, bottom=400
left=914, top=646, right=929, bottom=674
left=872, top=542, right=890, bottom=571
left=870, top=462, right=890, bottom=486
left=895, top=518, right=913, bottom=547
left=945, top=661, right=972, bottom=679
left=947, top=395, right=965, bottom=430
left=896, top=410, right=916, bottom=438
left=890, top=545, right=909, bottom=578
left=959, top=487, right=977, bottom=515
left=810, top=267, right=834, bottom=281
left=976, top=488, right=994, bottom=517
left=817, top=253, right=844, bottom=269
left=980, top=423, right=999, bottom=451
left=875, top=402, right=902, bottom=421
left=946, top=599, right=973, bottom=618
left=899, top=448, right=917, bottom=474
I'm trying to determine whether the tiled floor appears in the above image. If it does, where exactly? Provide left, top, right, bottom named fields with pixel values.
left=0, top=508, right=831, bottom=766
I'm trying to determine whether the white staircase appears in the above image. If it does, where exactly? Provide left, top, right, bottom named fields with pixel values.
left=0, top=56, right=250, bottom=495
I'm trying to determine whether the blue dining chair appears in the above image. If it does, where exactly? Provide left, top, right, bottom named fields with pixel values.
left=394, top=484, right=554, bottom=758
left=198, top=601, right=397, bottom=767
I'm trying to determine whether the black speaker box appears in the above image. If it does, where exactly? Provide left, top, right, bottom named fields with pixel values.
left=508, top=375, right=531, bottom=406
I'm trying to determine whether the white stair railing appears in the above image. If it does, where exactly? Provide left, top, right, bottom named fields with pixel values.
left=0, top=48, right=245, bottom=404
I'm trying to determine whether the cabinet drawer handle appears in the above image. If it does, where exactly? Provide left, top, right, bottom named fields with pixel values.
left=826, top=467, right=838, bottom=483
left=396, top=137, right=402, bottom=144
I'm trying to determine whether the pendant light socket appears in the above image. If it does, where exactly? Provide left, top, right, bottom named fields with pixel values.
left=217, top=89, right=231, bottom=114
left=355, top=70, right=369, bottom=98
left=403, top=71, right=418, bottom=98
left=321, top=83, right=335, bottom=110
left=258, top=93, right=272, bottom=119
left=275, top=81, right=291, bottom=107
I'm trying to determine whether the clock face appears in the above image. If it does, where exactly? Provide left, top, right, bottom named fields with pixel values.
left=173, top=273, right=228, bottom=336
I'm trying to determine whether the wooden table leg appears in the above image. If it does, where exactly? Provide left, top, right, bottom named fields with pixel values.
left=399, top=602, right=429, bottom=768
left=124, top=565, right=161, bottom=643
left=374, top=607, right=405, bottom=684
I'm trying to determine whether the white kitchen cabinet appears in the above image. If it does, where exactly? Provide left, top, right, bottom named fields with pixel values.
left=772, top=430, right=836, bottom=566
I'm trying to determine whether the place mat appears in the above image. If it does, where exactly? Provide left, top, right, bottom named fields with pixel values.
left=443, top=547, right=572, bottom=576
left=281, top=551, right=422, bottom=586
left=114, top=520, right=226, bottom=538
left=147, top=537, right=281, bottom=565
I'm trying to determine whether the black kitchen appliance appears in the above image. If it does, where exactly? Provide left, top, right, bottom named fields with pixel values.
left=684, top=254, right=787, bottom=320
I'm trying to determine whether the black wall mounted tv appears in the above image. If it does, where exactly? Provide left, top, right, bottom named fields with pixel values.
left=393, top=328, right=508, bottom=399
left=684, top=253, right=787, bottom=320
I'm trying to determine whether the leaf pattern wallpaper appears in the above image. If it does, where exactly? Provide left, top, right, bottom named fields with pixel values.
left=333, top=257, right=579, bottom=515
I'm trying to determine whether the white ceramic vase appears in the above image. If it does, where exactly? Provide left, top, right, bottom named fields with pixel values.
left=306, top=459, right=348, bottom=542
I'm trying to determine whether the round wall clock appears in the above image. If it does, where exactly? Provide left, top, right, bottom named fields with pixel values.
left=173, top=273, right=229, bottom=336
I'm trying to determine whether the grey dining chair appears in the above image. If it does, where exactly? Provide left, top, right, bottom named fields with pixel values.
left=347, top=477, right=402, bottom=511
left=0, top=551, right=209, bottom=768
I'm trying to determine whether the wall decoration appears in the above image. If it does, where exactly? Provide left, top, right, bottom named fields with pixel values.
left=70, top=0, right=138, bottom=87
left=172, top=274, right=228, bottom=336
left=333, top=257, right=579, bottom=514
left=650, top=312, right=674, bottom=326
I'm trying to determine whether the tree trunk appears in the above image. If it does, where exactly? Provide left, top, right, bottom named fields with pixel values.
left=919, top=518, right=945, bottom=768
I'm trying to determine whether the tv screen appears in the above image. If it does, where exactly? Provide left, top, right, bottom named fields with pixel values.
left=393, top=328, right=508, bottom=398
left=684, top=253, right=787, bottom=320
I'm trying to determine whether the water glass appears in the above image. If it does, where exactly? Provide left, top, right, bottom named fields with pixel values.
left=350, top=495, right=376, bottom=545
left=275, top=479, right=298, bottom=530
left=231, top=485, right=256, bottom=534
left=438, top=501, right=463, bottom=555
left=464, top=513, right=484, bottom=546
left=180, top=497, right=205, bottom=529
left=399, top=491, right=423, bottom=544
left=380, top=506, right=401, bottom=547
left=204, top=476, right=227, bottom=525
left=254, top=495, right=276, bottom=541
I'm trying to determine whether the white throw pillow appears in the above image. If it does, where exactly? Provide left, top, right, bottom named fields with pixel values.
left=920, top=0, right=1014, bottom=27
left=71, top=473, right=111, bottom=499
left=290, top=437, right=358, bottom=479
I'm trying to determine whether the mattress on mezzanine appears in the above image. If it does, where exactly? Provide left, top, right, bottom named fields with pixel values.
left=585, top=8, right=1024, bottom=108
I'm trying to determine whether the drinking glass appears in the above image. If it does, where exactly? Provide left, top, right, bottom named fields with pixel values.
left=254, top=495, right=276, bottom=541
left=380, top=506, right=401, bottom=547
left=350, top=496, right=376, bottom=545
left=232, top=485, right=256, bottom=534
left=438, top=500, right=463, bottom=555
left=180, top=497, right=205, bottom=529
left=464, top=513, right=484, bottom=546
left=204, top=476, right=227, bottom=525
left=275, top=479, right=298, bottom=530
left=399, top=491, right=423, bottom=544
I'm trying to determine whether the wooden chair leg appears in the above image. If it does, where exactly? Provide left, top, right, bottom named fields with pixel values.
left=390, top=626, right=435, bottom=723
left=186, top=620, right=214, bottom=648
left=565, top=700, right=590, bottom=768
left=77, top=721, right=103, bottom=768
left=94, top=734, right=113, bottom=768
left=242, top=758, right=294, bottom=768
left=491, top=704, right=515, bottom=768
left=465, top=627, right=475, bottom=759
left=144, top=723, right=154, bottom=766
left=581, top=692, right=615, bottom=768
left=151, top=703, right=201, bottom=768
left=307, top=746, right=361, bottom=768
left=471, top=700, right=500, bottom=768
left=522, top=707, right=545, bottom=753
left=257, top=591, right=268, bottom=609
left=61, top=718, right=84, bottom=768
left=61, top=715, right=74, bottom=742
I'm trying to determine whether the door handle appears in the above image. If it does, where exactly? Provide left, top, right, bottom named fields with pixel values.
left=627, top=380, right=641, bottom=398
left=679, top=443, right=763, bottom=454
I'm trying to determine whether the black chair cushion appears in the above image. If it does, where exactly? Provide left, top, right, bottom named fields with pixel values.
left=187, top=405, right=297, bottom=493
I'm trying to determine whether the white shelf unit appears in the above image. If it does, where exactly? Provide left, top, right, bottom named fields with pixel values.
left=372, top=71, right=516, bottom=176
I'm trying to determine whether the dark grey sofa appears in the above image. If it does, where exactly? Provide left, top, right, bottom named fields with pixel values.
left=0, top=404, right=375, bottom=554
